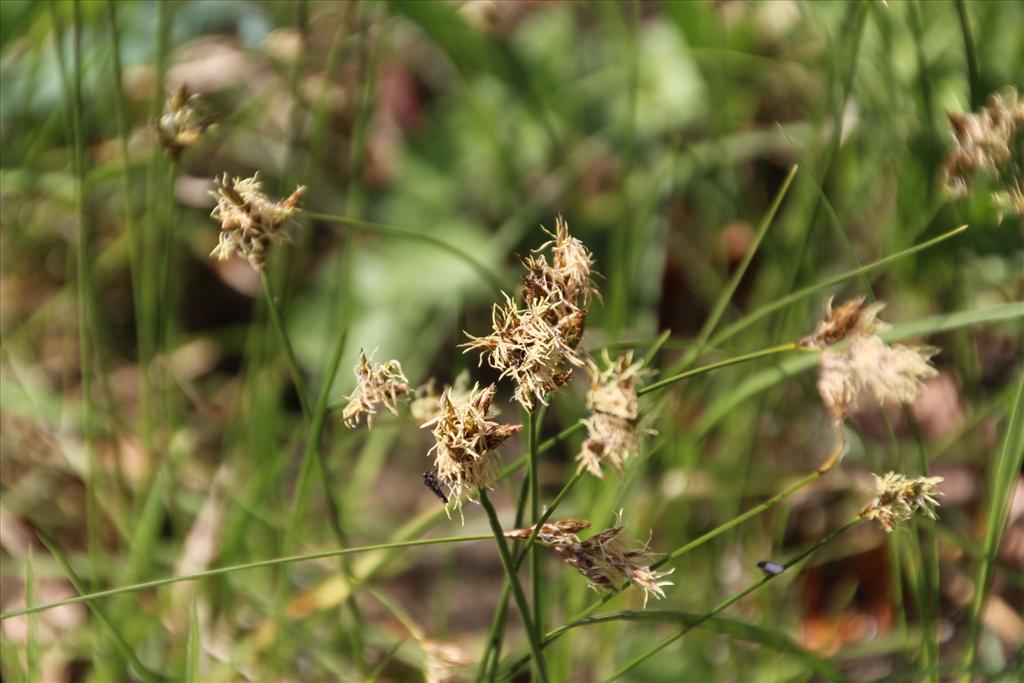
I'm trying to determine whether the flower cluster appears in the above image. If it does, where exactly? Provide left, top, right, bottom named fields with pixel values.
left=341, top=349, right=411, bottom=429
left=577, top=351, right=653, bottom=478
left=941, top=87, right=1024, bottom=217
left=505, top=515, right=673, bottom=606
left=209, top=173, right=305, bottom=271
left=422, top=383, right=521, bottom=515
left=463, top=217, right=596, bottom=410
left=800, top=297, right=938, bottom=424
left=861, top=471, right=944, bottom=533
left=154, top=84, right=212, bottom=160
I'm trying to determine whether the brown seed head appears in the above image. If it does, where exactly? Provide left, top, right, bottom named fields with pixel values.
left=861, top=472, right=944, bottom=533
left=422, top=383, right=522, bottom=516
left=526, top=513, right=673, bottom=607
left=341, top=349, right=411, bottom=429
left=463, top=217, right=596, bottom=410
left=941, top=87, right=1024, bottom=216
left=576, top=352, right=654, bottom=478
left=209, top=173, right=305, bottom=270
left=462, top=294, right=585, bottom=411
left=154, top=84, right=212, bottom=160
left=798, top=296, right=888, bottom=349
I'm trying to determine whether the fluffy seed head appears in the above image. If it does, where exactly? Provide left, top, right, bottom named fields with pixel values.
left=941, top=87, right=1024, bottom=216
left=520, top=215, right=597, bottom=314
left=861, top=472, right=944, bottom=533
left=462, top=293, right=585, bottom=411
left=804, top=298, right=939, bottom=423
left=576, top=351, right=653, bottom=478
left=463, top=217, right=595, bottom=411
left=341, top=349, right=411, bottom=429
left=422, top=383, right=521, bottom=516
left=154, top=84, right=212, bottom=160
left=817, top=338, right=938, bottom=422
left=507, top=514, right=673, bottom=607
left=209, top=172, right=305, bottom=271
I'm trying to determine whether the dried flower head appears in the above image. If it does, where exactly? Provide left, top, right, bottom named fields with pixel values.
left=504, top=519, right=592, bottom=543
left=410, top=371, right=473, bottom=424
left=420, top=638, right=471, bottom=683
left=861, top=471, right=944, bottom=533
left=209, top=173, right=305, bottom=271
left=798, top=296, right=888, bottom=349
left=941, top=87, right=1024, bottom=217
left=520, top=215, right=598, bottom=314
left=463, top=218, right=595, bottom=411
left=818, top=337, right=938, bottom=423
left=154, top=84, right=212, bottom=160
left=341, top=349, right=411, bottom=429
left=577, top=351, right=654, bottom=478
left=422, top=383, right=521, bottom=515
left=804, top=298, right=938, bottom=423
left=506, top=514, right=673, bottom=606
left=463, top=293, right=585, bottom=411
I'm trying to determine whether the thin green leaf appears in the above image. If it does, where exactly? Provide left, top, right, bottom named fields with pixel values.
left=5, top=534, right=493, bottom=621
left=961, top=370, right=1024, bottom=679
left=26, top=549, right=39, bottom=681
left=185, top=596, right=200, bottom=683
left=38, top=535, right=160, bottom=683
left=709, top=224, right=969, bottom=348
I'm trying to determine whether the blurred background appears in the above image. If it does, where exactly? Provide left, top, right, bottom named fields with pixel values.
left=1, top=0, right=1022, bottom=681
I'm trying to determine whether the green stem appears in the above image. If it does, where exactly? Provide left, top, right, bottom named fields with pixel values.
left=603, top=518, right=862, bottom=682
left=476, top=469, right=583, bottom=683
left=304, top=211, right=505, bottom=291
left=639, top=343, right=799, bottom=396
left=259, top=271, right=312, bottom=420
left=954, top=0, right=981, bottom=108
left=38, top=535, right=159, bottom=683
left=653, top=431, right=845, bottom=571
left=514, top=470, right=584, bottom=572
left=283, top=330, right=348, bottom=554
left=708, top=224, right=968, bottom=349
left=478, top=489, right=550, bottom=683
left=692, top=165, right=798, bottom=354
left=528, top=407, right=544, bottom=642
left=51, top=0, right=100, bottom=593
left=5, top=534, right=495, bottom=621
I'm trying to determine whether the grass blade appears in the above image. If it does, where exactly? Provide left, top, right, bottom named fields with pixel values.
left=185, top=596, right=200, bottom=683
left=38, top=535, right=159, bottom=683
left=961, top=371, right=1024, bottom=679
left=7, top=534, right=494, bottom=621
left=709, top=224, right=969, bottom=348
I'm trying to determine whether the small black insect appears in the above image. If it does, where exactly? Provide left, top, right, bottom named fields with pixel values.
left=422, top=471, right=449, bottom=504
left=757, top=560, right=785, bottom=576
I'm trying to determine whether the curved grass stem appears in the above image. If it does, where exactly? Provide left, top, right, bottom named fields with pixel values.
left=259, top=271, right=312, bottom=421
left=3, top=534, right=495, bottom=621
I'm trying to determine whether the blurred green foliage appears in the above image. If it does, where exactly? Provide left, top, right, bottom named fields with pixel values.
left=1, top=1, right=1022, bottom=681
